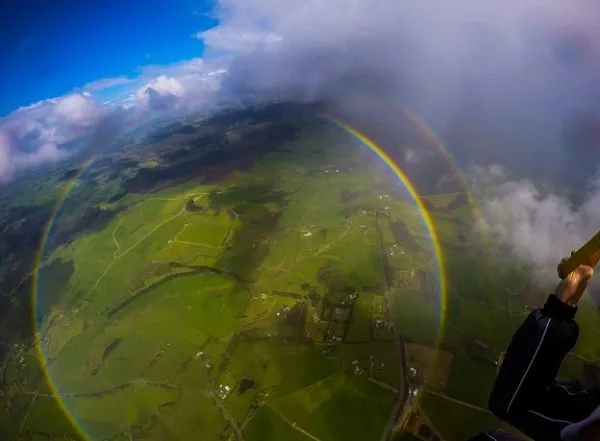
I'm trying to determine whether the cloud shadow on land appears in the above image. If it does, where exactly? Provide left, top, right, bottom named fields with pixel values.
left=209, top=0, right=600, bottom=201
left=210, top=180, right=289, bottom=281
left=122, top=104, right=301, bottom=193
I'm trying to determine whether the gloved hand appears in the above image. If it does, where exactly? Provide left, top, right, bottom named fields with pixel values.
left=555, top=258, right=593, bottom=307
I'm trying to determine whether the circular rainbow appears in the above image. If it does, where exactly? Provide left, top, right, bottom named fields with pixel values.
left=31, top=113, right=449, bottom=439
left=392, top=104, right=483, bottom=220
left=32, top=157, right=99, bottom=440
left=327, top=118, right=448, bottom=333
left=354, top=95, right=481, bottom=219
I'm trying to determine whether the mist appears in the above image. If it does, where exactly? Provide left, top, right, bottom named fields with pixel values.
left=467, top=166, right=599, bottom=282
left=209, top=0, right=600, bottom=166
left=202, top=0, right=600, bottom=278
left=2, top=0, right=600, bottom=278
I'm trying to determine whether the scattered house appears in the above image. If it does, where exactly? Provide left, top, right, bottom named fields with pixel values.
left=325, top=323, right=344, bottom=342
left=303, top=232, right=312, bottom=237
left=374, top=318, right=392, bottom=331
left=216, top=384, right=232, bottom=400
left=352, top=360, right=365, bottom=376
left=368, top=356, right=386, bottom=373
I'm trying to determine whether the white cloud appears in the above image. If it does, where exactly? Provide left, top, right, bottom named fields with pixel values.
left=141, top=75, right=184, bottom=97
left=141, top=58, right=207, bottom=76
left=0, top=57, right=229, bottom=182
left=53, top=93, right=103, bottom=126
left=82, top=76, right=132, bottom=92
left=0, top=92, right=112, bottom=181
left=0, top=129, right=70, bottom=182
left=191, top=1, right=600, bottom=277
left=200, top=0, right=600, bottom=163
left=404, top=149, right=417, bottom=164
left=0, top=93, right=102, bottom=151
left=135, top=75, right=185, bottom=110
left=475, top=165, right=600, bottom=281
left=0, top=132, right=15, bottom=182
left=134, top=59, right=227, bottom=111
left=16, top=143, right=69, bottom=167
left=4, top=0, right=600, bottom=185
left=402, top=146, right=435, bottom=165
left=197, top=28, right=282, bottom=52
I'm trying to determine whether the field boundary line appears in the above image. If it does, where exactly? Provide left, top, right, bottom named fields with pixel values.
left=88, top=193, right=208, bottom=294
left=19, top=394, right=37, bottom=434
left=424, top=389, right=492, bottom=414
left=112, top=217, right=124, bottom=257
left=266, top=404, right=323, bottom=441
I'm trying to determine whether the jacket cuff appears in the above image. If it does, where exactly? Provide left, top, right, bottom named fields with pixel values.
left=543, top=294, right=577, bottom=320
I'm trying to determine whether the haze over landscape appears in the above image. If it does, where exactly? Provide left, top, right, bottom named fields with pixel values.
left=2, top=0, right=600, bottom=440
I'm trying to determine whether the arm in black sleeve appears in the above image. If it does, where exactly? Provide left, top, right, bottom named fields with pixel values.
left=488, top=294, right=600, bottom=441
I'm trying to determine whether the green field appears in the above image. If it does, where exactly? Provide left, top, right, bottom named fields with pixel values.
left=420, top=392, right=499, bottom=441
left=444, top=355, right=498, bottom=408
left=2, top=123, right=423, bottom=440
left=3, top=107, right=593, bottom=441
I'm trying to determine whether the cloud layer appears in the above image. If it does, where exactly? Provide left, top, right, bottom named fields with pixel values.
left=0, top=58, right=225, bottom=181
left=0, top=93, right=101, bottom=181
left=201, top=0, right=600, bottom=279
left=205, top=0, right=600, bottom=179
left=3, top=0, right=600, bottom=284
left=3, top=0, right=599, bottom=180
left=470, top=165, right=600, bottom=294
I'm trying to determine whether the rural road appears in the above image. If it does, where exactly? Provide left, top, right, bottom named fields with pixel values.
left=375, top=210, right=410, bottom=441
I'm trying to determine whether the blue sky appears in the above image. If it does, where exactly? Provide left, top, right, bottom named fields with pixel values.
left=0, top=0, right=218, bottom=116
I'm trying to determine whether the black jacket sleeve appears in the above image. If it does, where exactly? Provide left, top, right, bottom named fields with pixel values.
left=467, top=429, right=524, bottom=441
left=488, top=295, right=600, bottom=441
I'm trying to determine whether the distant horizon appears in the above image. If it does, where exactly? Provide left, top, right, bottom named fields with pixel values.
left=0, top=0, right=218, bottom=116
